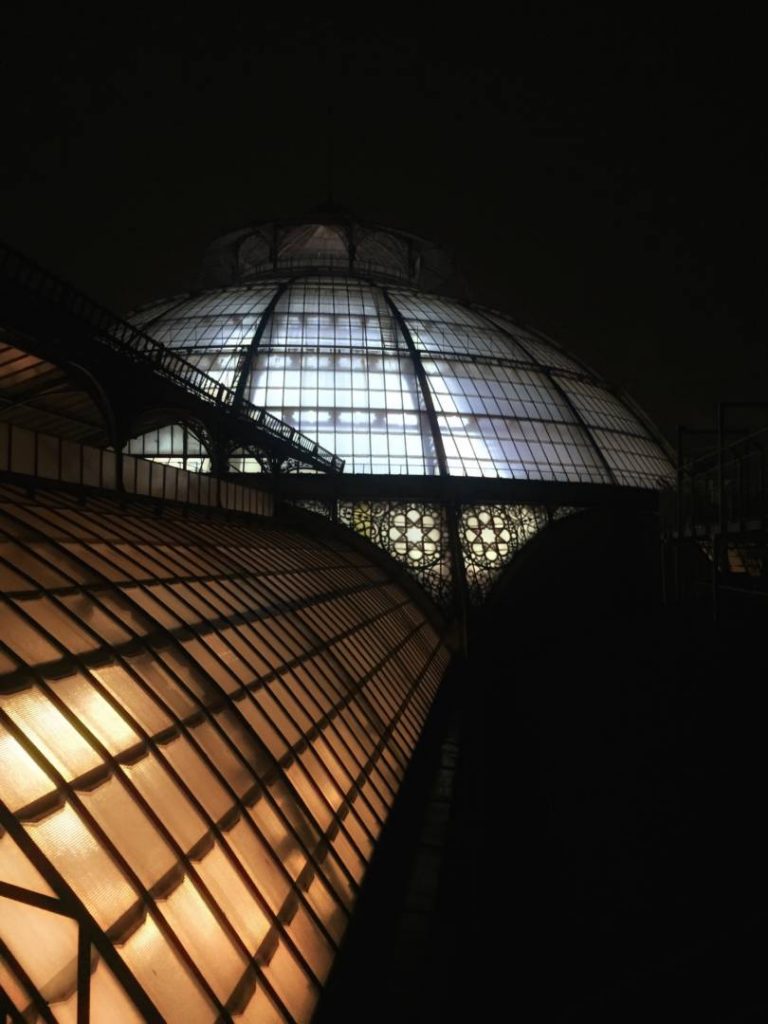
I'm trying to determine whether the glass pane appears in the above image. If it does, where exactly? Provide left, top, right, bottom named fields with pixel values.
left=0, top=541, right=70, bottom=589
left=58, top=592, right=134, bottom=646
left=193, top=840, right=270, bottom=952
left=26, top=803, right=138, bottom=930
left=0, top=602, right=60, bottom=665
left=225, top=814, right=290, bottom=912
left=0, top=894, right=78, bottom=1005
left=0, top=646, right=20, bottom=674
left=263, top=939, right=317, bottom=1024
left=118, top=911, right=216, bottom=1023
left=158, top=875, right=247, bottom=1003
left=78, top=774, right=177, bottom=890
left=124, top=651, right=198, bottom=719
left=160, top=734, right=233, bottom=822
left=190, top=719, right=255, bottom=798
left=122, top=753, right=207, bottom=852
left=50, top=674, right=140, bottom=756
left=88, top=953, right=147, bottom=1024
left=285, top=900, right=335, bottom=982
left=1, top=686, right=101, bottom=782
left=304, top=874, right=346, bottom=945
left=0, top=725, right=55, bottom=811
left=0, top=953, right=34, bottom=1015
left=0, top=828, right=55, bottom=895
left=90, top=662, right=173, bottom=736
left=12, top=596, right=95, bottom=655
left=235, top=982, right=286, bottom=1024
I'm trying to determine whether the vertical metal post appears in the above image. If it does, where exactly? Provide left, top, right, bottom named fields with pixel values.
left=674, top=425, right=684, bottom=603
left=715, top=403, right=726, bottom=621
left=112, top=410, right=128, bottom=497
left=711, top=534, right=720, bottom=622
left=717, top=403, right=726, bottom=539
left=269, top=456, right=282, bottom=518
left=114, top=444, right=124, bottom=495
left=446, top=501, right=468, bottom=655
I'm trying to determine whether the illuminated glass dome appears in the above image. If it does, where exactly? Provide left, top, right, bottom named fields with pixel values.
left=129, top=214, right=673, bottom=488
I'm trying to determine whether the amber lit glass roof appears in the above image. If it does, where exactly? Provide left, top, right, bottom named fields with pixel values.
left=130, top=219, right=673, bottom=489
left=0, top=484, right=448, bottom=1022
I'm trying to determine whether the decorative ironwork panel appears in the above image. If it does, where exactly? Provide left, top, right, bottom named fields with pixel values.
left=460, top=504, right=549, bottom=601
left=337, top=501, right=452, bottom=605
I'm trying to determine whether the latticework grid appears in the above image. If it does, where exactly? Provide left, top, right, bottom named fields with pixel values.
left=337, top=501, right=452, bottom=605
left=460, top=503, right=549, bottom=600
left=127, top=277, right=674, bottom=488
left=0, top=485, right=448, bottom=1023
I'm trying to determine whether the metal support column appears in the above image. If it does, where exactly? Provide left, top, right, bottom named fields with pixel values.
left=715, top=402, right=726, bottom=620
left=381, top=286, right=467, bottom=636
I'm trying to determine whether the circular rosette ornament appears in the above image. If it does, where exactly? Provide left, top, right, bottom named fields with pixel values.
left=461, top=506, right=513, bottom=568
left=381, top=505, right=444, bottom=566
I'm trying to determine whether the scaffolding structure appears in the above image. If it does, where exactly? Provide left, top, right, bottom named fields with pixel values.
left=662, top=402, right=768, bottom=617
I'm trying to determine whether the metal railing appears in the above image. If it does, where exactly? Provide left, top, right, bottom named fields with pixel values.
left=673, top=415, right=768, bottom=538
left=0, top=243, right=344, bottom=473
left=662, top=404, right=768, bottom=616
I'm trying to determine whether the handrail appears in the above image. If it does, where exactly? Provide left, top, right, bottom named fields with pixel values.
left=0, top=243, right=345, bottom=473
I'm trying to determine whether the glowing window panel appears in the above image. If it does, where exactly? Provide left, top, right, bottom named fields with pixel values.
left=483, top=311, right=589, bottom=373
left=590, top=430, right=676, bottom=488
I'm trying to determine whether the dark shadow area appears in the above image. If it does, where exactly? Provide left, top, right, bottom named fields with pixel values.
left=318, top=507, right=768, bottom=1022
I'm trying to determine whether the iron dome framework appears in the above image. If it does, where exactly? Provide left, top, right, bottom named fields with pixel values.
left=125, top=213, right=674, bottom=603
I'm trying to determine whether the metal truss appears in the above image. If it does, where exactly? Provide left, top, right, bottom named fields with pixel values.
left=0, top=244, right=344, bottom=476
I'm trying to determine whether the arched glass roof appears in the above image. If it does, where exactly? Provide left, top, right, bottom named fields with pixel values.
left=0, top=483, right=447, bottom=1023
left=130, top=221, right=673, bottom=489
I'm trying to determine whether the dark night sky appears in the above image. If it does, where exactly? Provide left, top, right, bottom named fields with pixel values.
left=2, top=10, right=765, bottom=442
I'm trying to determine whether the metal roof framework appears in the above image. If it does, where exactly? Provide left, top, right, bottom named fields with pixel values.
left=0, top=245, right=345, bottom=477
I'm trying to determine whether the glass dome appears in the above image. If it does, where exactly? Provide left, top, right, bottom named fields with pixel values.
left=129, top=218, right=673, bottom=489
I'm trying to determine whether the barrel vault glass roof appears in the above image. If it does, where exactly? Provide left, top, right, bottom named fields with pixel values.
left=130, top=224, right=673, bottom=489
left=0, top=484, right=447, bottom=1023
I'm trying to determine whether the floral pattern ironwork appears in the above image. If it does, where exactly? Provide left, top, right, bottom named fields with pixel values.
left=337, top=501, right=452, bottom=604
left=460, top=504, right=549, bottom=601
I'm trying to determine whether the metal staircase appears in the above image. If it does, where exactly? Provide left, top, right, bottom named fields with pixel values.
left=0, top=243, right=344, bottom=475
